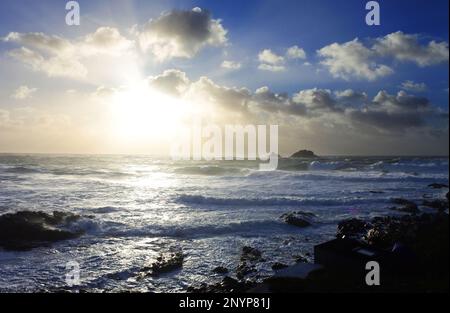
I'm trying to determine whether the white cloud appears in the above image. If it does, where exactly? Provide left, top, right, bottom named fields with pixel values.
left=3, top=27, right=133, bottom=79
left=188, top=76, right=251, bottom=113
left=81, top=27, right=133, bottom=56
left=8, top=47, right=88, bottom=79
left=221, top=60, right=242, bottom=70
left=258, top=49, right=284, bottom=65
left=318, top=32, right=449, bottom=81
left=258, top=63, right=285, bottom=72
left=137, top=7, right=228, bottom=61
left=292, top=88, right=338, bottom=112
left=4, top=32, right=73, bottom=54
left=399, top=80, right=427, bottom=92
left=148, top=69, right=190, bottom=96
left=286, top=45, right=306, bottom=59
left=318, top=38, right=393, bottom=81
left=11, top=85, right=38, bottom=100
left=145, top=69, right=444, bottom=133
left=257, top=50, right=284, bottom=72
left=334, top=89, right=368, bottom=104
left=374, top=31, right=449, bottom=66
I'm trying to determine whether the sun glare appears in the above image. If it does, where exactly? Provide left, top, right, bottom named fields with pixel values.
left=110, top=83, right=189, bottom=142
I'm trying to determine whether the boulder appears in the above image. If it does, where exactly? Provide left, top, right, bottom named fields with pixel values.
left=212, top=266, right=229, bottom=274
left=236, top=261, right=256, bottom=279
left=294, top=255, right=309, bottom=263
left=271, top=262, right=289, bottom=270
left=236, top=246, right=263, bottom=279
left=391, top=198, right=418, bottom=211
left=0, top=211, right=83, bottom=251
left=281, top=211, right=316, bottom=228
left=337, top=218, right=369, bottom=239
left=240, top=246, right=263, bottom=262
left=140, top=251, right=184, bottom=277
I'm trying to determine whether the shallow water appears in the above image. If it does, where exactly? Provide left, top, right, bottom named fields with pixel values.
left=0, top=154, right=448, bottom=292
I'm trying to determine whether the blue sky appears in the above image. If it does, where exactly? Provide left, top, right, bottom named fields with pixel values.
left=0, top=0, right=448, bottom=154
left=1, top=0, right=448, bottom=96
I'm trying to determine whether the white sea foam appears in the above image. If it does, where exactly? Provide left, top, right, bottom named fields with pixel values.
left=0, top=154, right=448, bottom=292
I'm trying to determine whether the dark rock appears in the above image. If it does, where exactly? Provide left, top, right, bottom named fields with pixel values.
left=337, top=218, right=369, bottom=239
left=423, top=199, right=449, bottom=211
left=241, top=246, right=262, bottom=262
left=366, top=213, right=449, bottom=249
left=187, top=276, right=256, bottom=293
left=141, top=251, right=184, bottom=276
left=236, top=261, right=256, bottom=279
left=390, top=205, right=420, bottom=214
left=428, top=183, right=449, bottom=189
left=236, top=246, right=264, bottom=279
left=281, top=211, right=316, bottom=228
left=294, top=255, right=308, bottom=263
left=391, top=198, right=418, bottom=211
left=271, top=262, right=289, bottom=270
left=212, top=266, right=229, bottom=274
left=0, top=211, right=83, bottom=251
left=290, top=149, right=318, bottom=158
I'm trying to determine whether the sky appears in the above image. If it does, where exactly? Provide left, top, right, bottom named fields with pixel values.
left=0, top=0, right=448, bottom=155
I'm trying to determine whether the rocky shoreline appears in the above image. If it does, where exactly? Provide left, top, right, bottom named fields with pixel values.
left=0, top=182, right=448, bottom=293
left=186, top=183, right=449, bottom=293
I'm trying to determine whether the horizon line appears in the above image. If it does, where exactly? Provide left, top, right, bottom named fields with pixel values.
left=0, top=152, right=448, bottom=158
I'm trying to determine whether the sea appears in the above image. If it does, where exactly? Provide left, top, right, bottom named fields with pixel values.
left=0, top=154, right=448, bottom=292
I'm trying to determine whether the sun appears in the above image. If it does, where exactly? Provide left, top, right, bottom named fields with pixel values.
left=109, top=82, right=189, bottom=142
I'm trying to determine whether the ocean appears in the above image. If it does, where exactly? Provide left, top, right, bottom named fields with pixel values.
left=0, top=154, right=448, bottom=292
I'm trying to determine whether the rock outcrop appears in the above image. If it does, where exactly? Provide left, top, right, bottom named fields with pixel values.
left=281, top=211, right=317, bottom=228
left=0, top=211, right=83, bottom=251
left=290, top=149, right=318, bottom=158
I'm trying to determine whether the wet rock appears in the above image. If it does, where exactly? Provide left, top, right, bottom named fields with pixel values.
left=336, top=218, right=369, bottom=239
left=294, top=255, right=308, bottom=263
left=390, top=205, right=420, bottom=214
left=187, top=276, right=256, bottom=293
left=221, top=276, right=254, bottom=292
left=212, top=266, right=229, bottom=274
left=391, top=198, right=418, bottom=211
left=271, top=262, right=289, bottom=270
left=366, top=213, right=449, bottom=250
left=290, top=149, right=318, bottom=158
left=141, top=251, right=184, bottom=277
left=236, top=261, right=256, bottom=279
left=241, top=246, right=262, bottom=262
left=106, top=269, right=136, bottom=281
left=281, top=211, right=316, bottom=228
left=428, top=183, right=449, bottom=189
left=236, top=246, right=264, bottom=279
left=0, top=211, right=83, bottom=251
left=423, top=199, right=449, bottom=211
